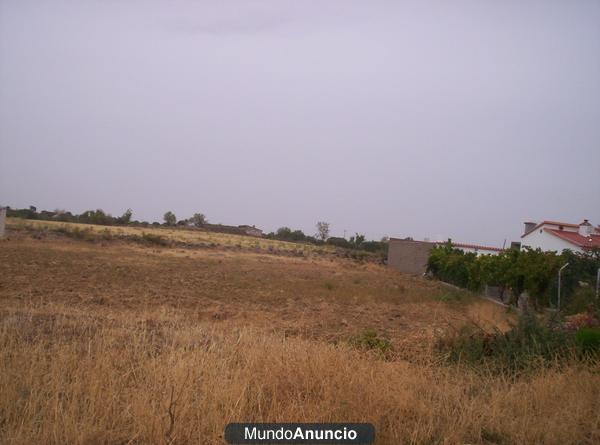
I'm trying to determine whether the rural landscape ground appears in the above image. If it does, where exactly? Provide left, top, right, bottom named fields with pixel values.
left=1, top=219, right=599, bottom=444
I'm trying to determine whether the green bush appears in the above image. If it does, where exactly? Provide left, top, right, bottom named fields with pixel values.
left=576, top=328, right=600, bottom=354
left=427, top=242, right=474, bottom=288
left=349, top=330, right=392, bottom=357
left=428, top=243, right=600, bottom=310
left=564, top=287, right=598, bottom=316
left=436, top=312, right=577, bottom=372
left=326, top=237, right=352, bottom=249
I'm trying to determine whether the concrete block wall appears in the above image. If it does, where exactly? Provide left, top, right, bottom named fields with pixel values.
left=387, top=238, right=436, bottom=275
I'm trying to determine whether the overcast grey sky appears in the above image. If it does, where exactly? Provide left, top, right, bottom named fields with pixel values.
left=1, top=1, right=599, bottom=246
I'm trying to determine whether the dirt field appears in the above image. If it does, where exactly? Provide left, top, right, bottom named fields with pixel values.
left=1, top=227, right=598, bottom=444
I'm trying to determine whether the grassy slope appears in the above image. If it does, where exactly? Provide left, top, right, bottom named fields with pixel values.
left=0, top=230, right=598, bottom=444
left=7, top=217, right=335, bottom=254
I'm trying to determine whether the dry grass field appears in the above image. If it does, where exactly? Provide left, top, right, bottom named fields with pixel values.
left=7, top=218, right=335, bottom=255
left=1, top=224, right=599, bottom=444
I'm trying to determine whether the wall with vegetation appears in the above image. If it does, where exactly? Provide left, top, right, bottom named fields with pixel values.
left=427, top=241, right=600, bottom=312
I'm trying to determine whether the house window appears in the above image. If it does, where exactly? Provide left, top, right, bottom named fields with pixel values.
left=540, top=229, right=542, bottom=233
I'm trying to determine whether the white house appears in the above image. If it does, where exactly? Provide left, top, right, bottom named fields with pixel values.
left=520, top=219, right=600, bottom=253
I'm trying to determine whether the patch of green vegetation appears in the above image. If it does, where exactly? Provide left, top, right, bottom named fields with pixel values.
left=428, top=241, right=600, bottom=310
left=139, top=232, right=170, bottom=246
left=576, top=327, right=600, bottom=354
left=67, top=226, right=96, bottom=241
left=435, top=312, right=595, bottom=373
left=349, top=330, right=392, bottom=357
left=565, top=287, right=599, bottom=315
left=342, top=250, right=371, bottom=262
left=434, top=288, right=469, bottom=303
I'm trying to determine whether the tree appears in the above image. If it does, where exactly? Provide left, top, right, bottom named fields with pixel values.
left=190, top=213, right=207, bottom=227
left=79, top=209, right=113, bottom=225
left=349, top=233, right=366, bottom=248
left=117, top=208, right=133, bottom=225
left=326, top=236, right=352, bottom=249
left=316, top=221, right=330, bottom=241
left=276, top=227, right=292, bottom=238
left=272, top=227, right=307, bottom=242
left=163, top=211, right=176, bottom=226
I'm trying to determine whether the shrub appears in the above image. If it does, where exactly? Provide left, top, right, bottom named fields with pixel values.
left=436, top=312, right=578, bottom=372
left=350, top=251, right=369, bottom=262
left=434, top=288, right=469, bottom=303
left=576, top=328, right=600, bottom=354
left=349, top=330, right=392, bottom=357
left=360, top=240, right=386, bottom=253
left=427, top=242, right=474, bottom=288
left=326, top=237, right=352, bottom=249
left=68, top=227, right=95, bottom=241
left=564, top=287, right=598, bottom=316
left=140, top=233, right=169, bottom=246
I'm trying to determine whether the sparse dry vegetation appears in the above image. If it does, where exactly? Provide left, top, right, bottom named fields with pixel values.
left=1, top=227, right=598, bottom=444
left=6, top=218, right=336, bottom=255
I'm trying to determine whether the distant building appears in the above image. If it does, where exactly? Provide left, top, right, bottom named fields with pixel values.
left=387, top=238, right=504, bottom=275
left=238, top=225, right=263, bottom=237
left=520, top=219, right=600, bottom=253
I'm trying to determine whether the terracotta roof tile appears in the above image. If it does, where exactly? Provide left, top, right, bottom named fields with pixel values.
left=522, top=220, right=579, bottom=238
left=450, top=242, right=504, bottom=252
left=545, top=228, right=600, bottom=250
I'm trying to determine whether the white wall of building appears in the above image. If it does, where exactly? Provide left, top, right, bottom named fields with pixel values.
left=521, top=228, right=582, bottom=253
left=456, top=246, right=501, bottom=256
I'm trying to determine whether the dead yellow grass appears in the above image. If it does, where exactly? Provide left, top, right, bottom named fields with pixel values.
left=0, top=231, right=598, bottom=444
left=0, top=234, right=510, bottom=352
left=1, top=306, right=598, bottom=445
left=6, top=218, right=335, bottom=254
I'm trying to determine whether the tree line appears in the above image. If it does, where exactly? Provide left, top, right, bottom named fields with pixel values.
left=6, top=206, right=388, bottom=254
left=264, top=222, right=388, bottom=255
left=5, top=206, right=209, bottom=228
